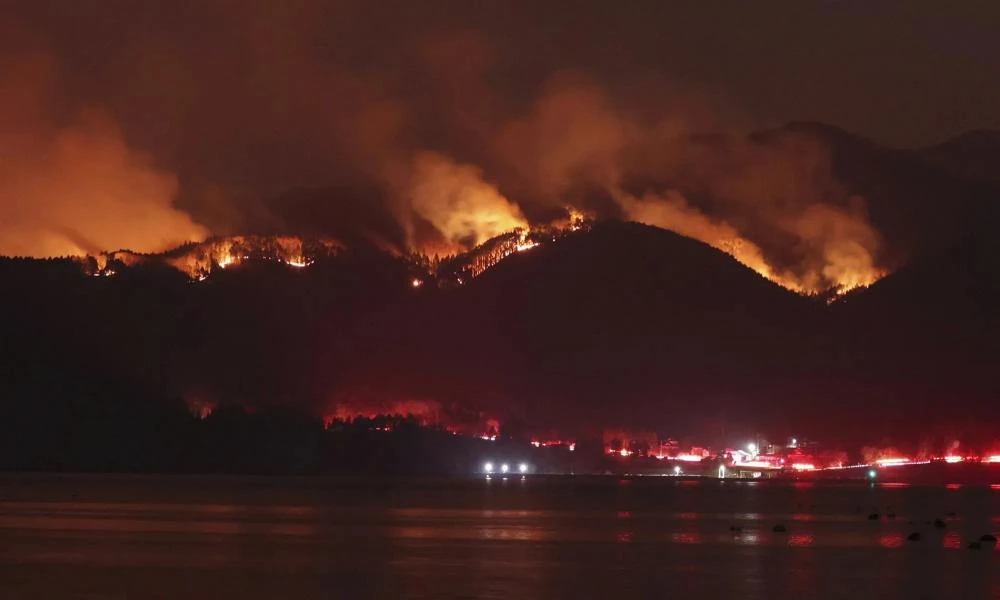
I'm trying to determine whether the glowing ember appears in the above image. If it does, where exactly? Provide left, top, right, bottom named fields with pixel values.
left=167, top=236, right=342, bottom=279
left=75, top=235, right=343, bottom=280
left=790, top=463, right=816, bottom=471
left=185, top=397, right=217, bottom=420
left=424, top=208, right=591, bottom=283
left=462, top=229, right=536, bottom=278
left=411, top=278, right=423, bottom=288
left=943, top=455, right=964, bottom=464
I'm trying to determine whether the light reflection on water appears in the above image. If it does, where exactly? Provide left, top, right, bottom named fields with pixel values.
left=0, top=476, right=998, bottom=599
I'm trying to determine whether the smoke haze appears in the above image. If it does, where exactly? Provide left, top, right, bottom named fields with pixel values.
left=6, top=1, right=989, bottom=291
left=0, top=36, right=207, bottom=256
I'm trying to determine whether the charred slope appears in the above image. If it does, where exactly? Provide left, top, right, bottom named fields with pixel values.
left=0, top=248, right=419, bottom=413
left=336, top=221, right=829, bottom=434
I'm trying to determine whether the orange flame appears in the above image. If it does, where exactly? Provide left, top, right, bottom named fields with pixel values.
left=409, top=152, right=529, bottom=252
left=617, top=190, right=884, bottom=296
left=76, top=235, right=343, bottom=280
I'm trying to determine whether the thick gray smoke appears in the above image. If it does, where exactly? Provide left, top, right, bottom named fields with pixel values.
left=1, top=2, right=885, bottom=291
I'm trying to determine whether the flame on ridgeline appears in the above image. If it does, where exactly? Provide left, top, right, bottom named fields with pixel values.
left=435, top=208, right=588, bottom=281
left=165, top=235, right=343, bottom=279
left=617, top=191, right=884, bottom=296
left=80, top=235, right=343, bottom=280
left=409, top=152, right=529, bottom=251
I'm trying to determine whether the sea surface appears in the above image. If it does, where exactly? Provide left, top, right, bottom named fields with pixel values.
left=0, top=474, right=997, bottom=599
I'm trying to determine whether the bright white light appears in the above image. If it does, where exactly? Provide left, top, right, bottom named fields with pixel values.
left=718, top=465, right=726, bottom=479
left=484, top=462, right=494, bottom=474
left=519, top=463, right=528, bottom=473
left=675, top=453, right=704, bottom=462
left=747, top=443, right=757, bottom=454
left=673, top=466, right=681, bottom=475
left=868, top=469, right=877, bottom=479
left=791, top=438, right=797, bottom=446
left=501, top=463, right=509, bottom=473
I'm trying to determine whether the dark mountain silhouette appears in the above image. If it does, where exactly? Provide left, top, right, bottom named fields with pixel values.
left=918, top=129, right=1000, bottom=185
left=831, top=199, right=1000, bottom=428
left=336, top=221, right=828, bottom=435
left=2, top=123, right=1000, bottom=469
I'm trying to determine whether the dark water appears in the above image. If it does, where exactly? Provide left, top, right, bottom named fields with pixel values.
left=0, top=475, right=998, bottom=599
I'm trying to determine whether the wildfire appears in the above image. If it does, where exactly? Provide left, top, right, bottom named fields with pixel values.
left=409, top=152, right=529, bottom=250
left=77, top=235, right=342, bottom=279
left=434, top=210, right=593, bottom=283
left=165, top=235, right=341, bottom=279
left=515, top=239, right=539, bottom=252
left=464, top=229, right=536, bottom=278
left=616, top=190, right=884, bottom=297
left=66, top=198, right=884, bottom=301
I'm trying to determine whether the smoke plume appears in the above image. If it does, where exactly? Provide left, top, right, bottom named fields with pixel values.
left=488, top=76, right=884, bottom=293
left=408, top=152, right=528, bottom=251
left=1, top=4, right=888, bottom=293
left=0, top=44, right=206, bottom=257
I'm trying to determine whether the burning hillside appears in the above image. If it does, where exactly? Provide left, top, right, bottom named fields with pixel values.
left=72, top=208, right=592, bottom=287
left=432, top=209, right=588, bottom=282
left=69, top=209, right=882, bottom=300
left=164, top=235, right=344, bottom=279
left=619, top=192, right=885, bottom=297
left=78, top=235, right=344, bottom=279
